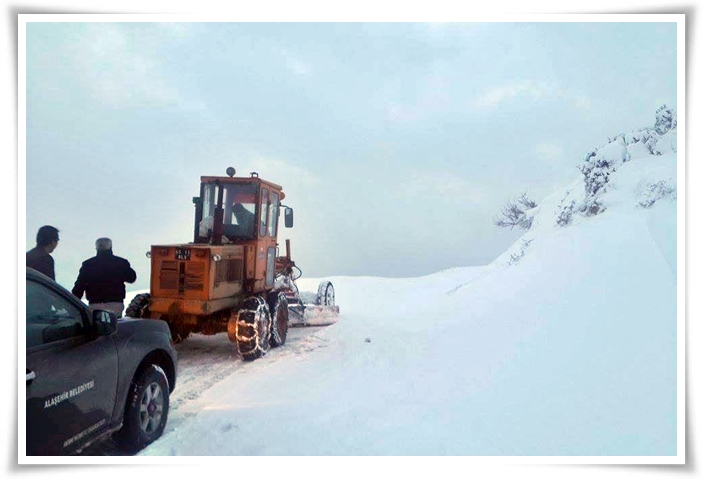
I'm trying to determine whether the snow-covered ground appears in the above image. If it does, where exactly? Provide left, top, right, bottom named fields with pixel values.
left=62, top=108, right=679, bottom=469
left=101, top=111, right=679, bottom=461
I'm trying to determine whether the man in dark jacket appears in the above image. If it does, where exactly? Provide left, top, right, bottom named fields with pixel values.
left=72, top=237, right=137, bottom=318
left=26, top=225, right=60, bottom=280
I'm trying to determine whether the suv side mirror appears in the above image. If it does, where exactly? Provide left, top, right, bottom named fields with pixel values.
left=93, top=310, right=117, bottom=336
left=284, top=207, right=294, bottom=228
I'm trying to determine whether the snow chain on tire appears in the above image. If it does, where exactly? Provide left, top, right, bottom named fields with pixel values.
left=233, top=296, right=271, bottom=361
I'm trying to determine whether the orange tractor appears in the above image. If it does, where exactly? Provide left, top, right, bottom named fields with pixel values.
left=126, top=167, right=339, bottom=361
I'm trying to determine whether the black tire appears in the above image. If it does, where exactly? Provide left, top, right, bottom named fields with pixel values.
left=316, top=281, right=335, bottom=307
left=229, top=296, right=271, bottom=361
left=268, top=292, right=289, bottom=347
left=115, top=364, right=170, bottom=453
left=125, top=293, right=151, bottom=318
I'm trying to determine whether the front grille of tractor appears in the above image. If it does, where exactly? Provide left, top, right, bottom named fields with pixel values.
left=159, top=261, right=179, bottom=290
left=215, top=258, right=243, bottom=284
left=159, top=260, right=206, bottom=292
left=185, top=261, right=205, bottom=291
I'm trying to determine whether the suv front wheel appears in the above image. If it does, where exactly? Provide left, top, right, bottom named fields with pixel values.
left=115, top=364, right=170, bottom=453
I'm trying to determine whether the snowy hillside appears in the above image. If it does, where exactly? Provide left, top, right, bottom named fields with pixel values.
left=125, top=108, right=678, bottom=458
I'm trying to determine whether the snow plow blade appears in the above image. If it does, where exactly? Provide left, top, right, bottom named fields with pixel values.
left=289, top=304, right=340, bottom=327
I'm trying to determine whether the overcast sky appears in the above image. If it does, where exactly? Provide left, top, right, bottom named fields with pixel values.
left=22, top=18, right=678, bottom=291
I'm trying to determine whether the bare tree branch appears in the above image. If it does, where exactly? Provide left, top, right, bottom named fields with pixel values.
left=494, top=193, right=537, bottom=230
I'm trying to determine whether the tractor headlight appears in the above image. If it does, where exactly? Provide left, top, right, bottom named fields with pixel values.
left=146, top=251, right=151, bottom=258
left=213, top=254, right=222, bottom=262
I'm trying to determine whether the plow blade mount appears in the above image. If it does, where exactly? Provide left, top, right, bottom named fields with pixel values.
left=286, top=279, right=340, bottom=327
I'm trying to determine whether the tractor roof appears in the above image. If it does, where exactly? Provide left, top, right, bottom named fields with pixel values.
left=200, top=175, right=285, bottom=200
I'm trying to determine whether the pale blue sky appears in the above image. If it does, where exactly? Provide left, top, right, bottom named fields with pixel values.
left=24, top=20, right=678, bottom=290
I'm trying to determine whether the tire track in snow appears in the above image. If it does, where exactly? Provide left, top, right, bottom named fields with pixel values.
left=79, top=327, right=329, bottom=456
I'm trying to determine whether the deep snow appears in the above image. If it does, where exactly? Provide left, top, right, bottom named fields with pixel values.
left=31, top=110, right=678, bottom=469
left=106, top=117, right=681, bottom=459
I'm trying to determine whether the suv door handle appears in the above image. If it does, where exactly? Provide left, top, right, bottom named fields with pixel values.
left=26, top=369, right=36, bottom=383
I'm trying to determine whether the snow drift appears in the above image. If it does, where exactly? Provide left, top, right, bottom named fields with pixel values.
left=133, top=107, right=678, bottom=457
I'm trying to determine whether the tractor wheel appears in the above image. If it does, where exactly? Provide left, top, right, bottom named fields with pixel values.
left=268, top=292, right=289, bottom=348
left=125, top=293, right=151, bottom=318
left=316, top=281, right=335, bottom=307
left=229, top=296, right=271, bottom=361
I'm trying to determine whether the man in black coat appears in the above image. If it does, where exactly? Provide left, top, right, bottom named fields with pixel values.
left=26, top=225, right=60, bottom=280
left=72, top=237, right=137, bottom=318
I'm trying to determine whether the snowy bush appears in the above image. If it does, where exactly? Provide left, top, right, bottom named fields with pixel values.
left=508, top=238, right=533, bottom=265
left=637, top=180, right=677, bottom=208
left=624, top=128, right=661, bottom=155
left=554, top=188, right=605, bottom=228
left=494, top=193, right=538, bottom=230
left=619, top=106, right=677, bottom=156
left=624, top=128, right=653, bottom=146
left=555, top=190, right=576, bottom=227
left=577, top=106, right=676, bottom=198
left=578, top=139, right=629, bottom=198
left=645, top=138, right=661, bottom=156
left=551, top=105, right=676, bottom=228
left=582, top=198, right=605, bottom=217
left=654, top=104, right=677, bottom=135
left=579, top=154, right=616, bottom=196
left=555, top=201, right=575, bottom=226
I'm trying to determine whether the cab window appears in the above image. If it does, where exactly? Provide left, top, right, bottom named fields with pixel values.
left=260, top=188, right=269, bottom=237
left=197, top=183, right=218, bottom=239
left=26, top=280, right=86, bottom=348
left=199, top=182, right=258, bottom=240
left=202, top=183, right=216, bottom=218
left=227, top=184, right=258, bottom=239
left=268, top=191, right=279, bottom=237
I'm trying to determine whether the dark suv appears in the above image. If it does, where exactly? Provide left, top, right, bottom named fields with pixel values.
left=25, top=268, right=177, bottom=455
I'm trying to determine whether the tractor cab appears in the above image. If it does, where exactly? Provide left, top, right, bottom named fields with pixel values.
left=193, top=168, right=292, bottom=245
